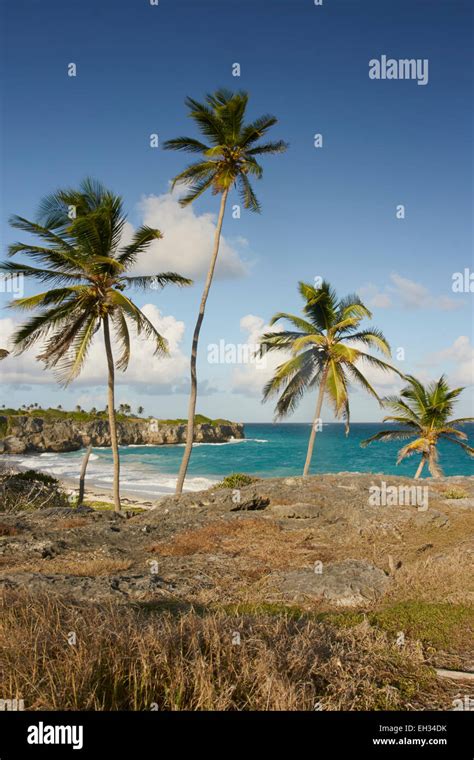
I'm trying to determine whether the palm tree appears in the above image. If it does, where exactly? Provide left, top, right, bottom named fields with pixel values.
left=361, top=375, right=474, bottom=477
left=2, top=178, right=191, bottom=511
left=164, top=89, right=287, bottom=494
left=259, top=281, right=403, bottom=476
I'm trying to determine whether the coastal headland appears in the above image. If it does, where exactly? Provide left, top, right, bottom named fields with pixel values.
left=0, top=410, right=244, bottom=454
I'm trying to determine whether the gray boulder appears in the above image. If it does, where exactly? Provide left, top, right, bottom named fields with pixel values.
left=268, top=560, right=389, bottom=606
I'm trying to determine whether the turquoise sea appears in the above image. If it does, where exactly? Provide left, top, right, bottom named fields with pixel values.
left=8, top=423, right=473, bottom=497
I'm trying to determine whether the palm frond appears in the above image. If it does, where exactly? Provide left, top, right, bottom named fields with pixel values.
left=361, top=429, right=418, bottom=447
left=247, top=140, right=288, bottom=156
left=345, top=328, right=392, bottom=357
left=120, top=273, right=192, bottom=290
left=163, top=136, right=210, bottom=154
left=108, top=291, right=169, bottom=356
left=237, top=174, right=261, bottom=212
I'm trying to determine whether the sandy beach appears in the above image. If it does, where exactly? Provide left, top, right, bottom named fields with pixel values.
left=60, top=476, right=161, bottom=511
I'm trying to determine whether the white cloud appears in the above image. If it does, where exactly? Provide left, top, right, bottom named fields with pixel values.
left=230, top=314, right=286, bottom=398
left=357, top=284, right=393, bottom=308
left=128, top=189, right=249, bottom=280
left=0, top=305, right=189, bottom=394
left=75, top=391, right=107, bottom=410
left=421, top=335, right=474, bottom=387
left=358, top=273, right=462, bottom=311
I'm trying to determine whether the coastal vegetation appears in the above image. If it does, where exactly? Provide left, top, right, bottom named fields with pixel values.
left=164, top=89, right=287, bottom=494
left=1, top=178, right=191, bottom=511
left=0, top=406, right=232, bottom=426
left=259, top=280, right=403, bottom=476
left=0, top=467, right=68, bottom=512
left=215, top=472, right=257, bottom=489
left=0, top=589, right=453, bottom=711
left=361, top=375, right=474, bottom=477
left=1, top=467, right=472, bottom=710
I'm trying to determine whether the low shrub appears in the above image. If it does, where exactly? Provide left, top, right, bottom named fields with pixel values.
left=0, top=469, right=69, bottom=512
left=215, top=472, right=257, bottom=489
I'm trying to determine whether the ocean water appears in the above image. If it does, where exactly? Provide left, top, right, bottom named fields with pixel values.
left=5, top=423, right=472, bottom=497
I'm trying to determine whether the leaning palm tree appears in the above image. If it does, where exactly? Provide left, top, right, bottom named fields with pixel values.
left=361, top=375, right=474, bottom=477
left=259, top=281, right=403, bottom=476
left=164, top=89, right=287, bottom=494
left=1, top=178, right=191, bottom=511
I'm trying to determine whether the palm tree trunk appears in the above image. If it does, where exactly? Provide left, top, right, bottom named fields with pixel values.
left=103, top=316, right=121, bottom=512
left=303, top=365, right=329, bottom=477
left=414, top=455, right=425, bottom=479
left=175, top=188, right=229, bottom=495
left=77, top=444, right=92, bottom=507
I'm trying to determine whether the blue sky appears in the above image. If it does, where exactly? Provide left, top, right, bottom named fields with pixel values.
left=0, top=0, right=472, bottom=422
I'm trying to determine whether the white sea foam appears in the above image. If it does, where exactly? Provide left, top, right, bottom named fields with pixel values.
left=4, top=451, right=217, bottom=497
left=177, top=438, right=268, bottom=447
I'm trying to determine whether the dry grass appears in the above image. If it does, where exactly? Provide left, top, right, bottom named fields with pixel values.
left=388, top=547, right=474, bottom=605
left=149, top=517, right=333, bottom=569
left=0, top=557, right=133, bottom=576
left=0, top=590, right=452, bottom=711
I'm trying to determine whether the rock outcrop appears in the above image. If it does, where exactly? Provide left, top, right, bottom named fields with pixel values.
left=265, top=561, right=390, bottom=606
left=0, top=472, right=472, bottom=612
left=0, top=415, right=244, bottom=453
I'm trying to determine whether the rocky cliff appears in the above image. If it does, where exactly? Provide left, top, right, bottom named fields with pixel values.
left=0, top=416, right=244, bottom=454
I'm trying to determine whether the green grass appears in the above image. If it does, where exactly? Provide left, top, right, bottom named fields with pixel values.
left=370, top=601, right=473, bottom=652
left=318, top=601, right=474, bottom=654
left=83, top=500, right=144, bottom=514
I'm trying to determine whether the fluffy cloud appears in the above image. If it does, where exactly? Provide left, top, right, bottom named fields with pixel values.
left=125, top=189, right=249, bottom=280
left=420, top=335, right=474, bottom=387
left=358, top=273, right=462, bottom=311
left=231, top=314, right=285, bottom=398
left=0, top=305, right=189, bottom=394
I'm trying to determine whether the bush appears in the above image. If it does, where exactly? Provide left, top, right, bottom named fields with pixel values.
left=0, top=469, right=69, bottom=512
left=215, top=472, right=257, bottom=489
left=444, top=488, right=468, bottom=500
left=8, top=470, right=59, bottom=486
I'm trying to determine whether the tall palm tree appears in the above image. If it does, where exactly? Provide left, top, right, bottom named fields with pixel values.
left=361, top=375, right=474, bottom=477
left=164, top=89, right=287, bottom=494
left=259, top=281, right=403, bottom=476
left=1, top=178, right=191, bottom=511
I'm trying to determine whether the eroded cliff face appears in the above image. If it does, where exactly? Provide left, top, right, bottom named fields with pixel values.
left=0, top=416, right=244, bottom=454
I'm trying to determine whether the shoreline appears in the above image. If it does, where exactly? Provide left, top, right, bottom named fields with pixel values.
left=60, top=477, right=162, bottom=511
